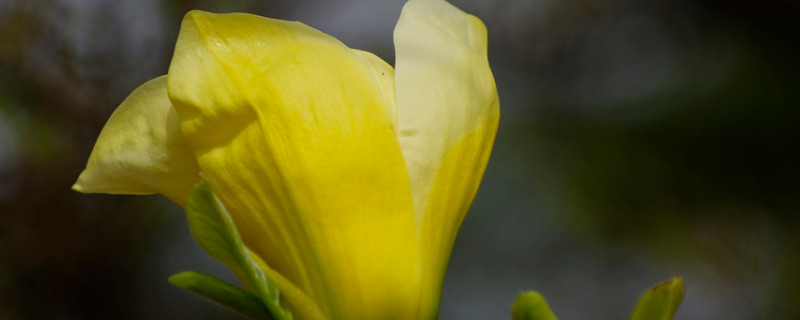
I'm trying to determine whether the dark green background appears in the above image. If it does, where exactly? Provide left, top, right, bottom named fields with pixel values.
left=1, top=0, right=798, bottom=318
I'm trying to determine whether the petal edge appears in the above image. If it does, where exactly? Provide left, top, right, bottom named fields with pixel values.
left=73, top=76, right=200, bottom=206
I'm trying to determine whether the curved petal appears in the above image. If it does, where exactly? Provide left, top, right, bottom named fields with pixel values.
left=394, top=0, right=500, bottom=316
left=167, top=11, right=421, bottom=319
left=352, top=49, right=398, bottom=129
left=72, top=76, right=200, bottom=206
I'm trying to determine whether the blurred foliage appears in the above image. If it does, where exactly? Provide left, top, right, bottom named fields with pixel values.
left=630, top=276, right=684, bottom=320
left=511, top=291, right=558, bottom=320
left=169, top=271, right=274, bottom=320
left=513, top=0, right=800, bottom=317
left=510, top=277, right=684, bottom=320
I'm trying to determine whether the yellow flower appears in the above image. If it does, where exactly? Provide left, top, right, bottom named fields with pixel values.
left=73, top=0, right=499, bottom=319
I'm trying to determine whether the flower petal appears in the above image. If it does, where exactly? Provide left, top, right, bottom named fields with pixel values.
left=72, top=76, right=200, bottom=206
left=394, top=0, right=500, bottom=315
left=167, top=11, right=421, bottom=319
left=352, top=49, right=398, bottom=129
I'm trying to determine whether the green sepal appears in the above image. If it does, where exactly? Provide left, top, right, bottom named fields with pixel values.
left=630, top=276, right=684, bottom=320
left=183, top=179, right=291, bottom=320
left=511, top=291, right=559, bottom=320
left=169, top=271, right=275, bottom=320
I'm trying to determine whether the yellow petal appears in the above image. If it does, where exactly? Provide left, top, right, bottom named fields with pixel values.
left=73, top=76, right=200, bottom=206
left=352, top=49, right=398, bottom=129
left=167, top=11, right=421, bottom=319
left=394, top=0, right=500, bottom=316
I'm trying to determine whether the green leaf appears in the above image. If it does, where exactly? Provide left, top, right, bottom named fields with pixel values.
left=511, top=291, right=559, bottom=320
left=184, top=180, right=292, bottom=320
left=169, top=271, right=275, bottom=320
left=630, top=276, right=685, bottom=320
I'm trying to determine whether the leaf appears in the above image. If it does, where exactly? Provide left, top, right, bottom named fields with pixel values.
left=169, top=271, right=274, bottom=320
left=630, top=275, right=685, bottom=320
left=511, top=291, right=559, bottom=320
left=184, top=180, right=292, bottom=320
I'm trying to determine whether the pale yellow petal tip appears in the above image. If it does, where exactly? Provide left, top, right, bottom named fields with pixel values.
left=71, top=171, right=91, bottom=193
left=180, top=10, right=216, bottom=32
left=70, top=170, right=155, bottom=196
left=71, top=174, right=103, bottom=194
left=71, top=181, right=85, bottom=193
left=182, top=9, right=238, bottom=27
left=184, top=9, right=213, bottom=20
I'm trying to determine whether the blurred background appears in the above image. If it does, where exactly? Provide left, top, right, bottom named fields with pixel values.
left=1, top=0, right=799, bottom=318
